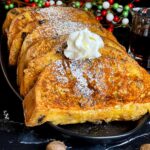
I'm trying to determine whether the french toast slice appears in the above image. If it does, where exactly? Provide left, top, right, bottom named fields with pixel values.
left=8, top=7, right=100, bottom=58
left=9, top=20, right=48, bottom=65
left=3, top=7, right=150, bottom=127
left=17, top=21, right=89, bottom=86
left=18, top=36, right=67, bottom=96
left=23, top=37, right=66, bottom=64
left=20, top=35, right=126, bottom=97
left=7, top=10, right=43, bottom=50
left=19, top=37, right=67, bottom=96
left=23, top=45, right=150, bottom=126
left=2, top=7, right=32, bottom=35
left=19, top=21, right=123, bottom=65
left=19, top=22, right=89, bottom=60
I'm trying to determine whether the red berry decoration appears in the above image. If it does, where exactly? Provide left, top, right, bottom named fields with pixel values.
left=96, top=16, right=103, bottom=21
left=45, top=1, right=50, bottom=7
left=7, top=0, right=11, bottom=4
left=107, top=23, right=114, bottom=32
left=113, top=15, right=119, bottom=22
left=108, top=0, right=114, bottom=5
left=31, top=2, right=36, bottom=7
left=107, top=27, right=114, bottom=32
left=135, top=0, right=140, bottom=2
left=128, top=3, right=134, bottom=8
left=3, top=0, right=133, bottom=30
left=100, top=16, right=103, bottom=21
left=101, top=10, right=107, bottom=16
left=96, top=16, right=100, bottom=21
left=80, top=2, right=84, bottom=7
left=109, top=23, right=114, bottom=28
left=24, top=0, right=30, bottom=2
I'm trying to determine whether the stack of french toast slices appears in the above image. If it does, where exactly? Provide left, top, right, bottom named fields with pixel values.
left=3, top=7, right=150, bottom=127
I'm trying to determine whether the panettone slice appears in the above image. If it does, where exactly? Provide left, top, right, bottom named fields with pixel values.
left=19, top=30, right=125, bottom=97
left=7, top=7, right=101, bottom=65
left=9, top=20, right=48, bottom=65
left=2, top=7, right=32, bottom=35
left=23, top=44, right=150, bottom=126
left=18, top=35, right=67, bottom=96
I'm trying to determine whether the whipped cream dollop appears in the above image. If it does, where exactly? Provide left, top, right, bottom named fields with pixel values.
left=64, top=28, right=104, bottom=60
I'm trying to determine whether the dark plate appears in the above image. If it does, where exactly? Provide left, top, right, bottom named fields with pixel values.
left=0, top=35, right=149, bottom=143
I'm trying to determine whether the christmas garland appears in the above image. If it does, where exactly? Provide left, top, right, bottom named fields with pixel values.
left=3, top=0, right=141, bottom=31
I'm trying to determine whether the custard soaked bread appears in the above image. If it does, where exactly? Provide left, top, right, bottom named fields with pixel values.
left=23, top=28, right=150, bottom=126
left=19, top=35, right=125, bottom=96
left=2, top=7, right=32, bottom=35
left=16, top=9, right=119, bottom=66
left=18, top=36, right=67, bottom=96
left=23, top=45, right=150, bottom=126
left=9, top=20, right=48, bottom=66
left=8, top=7, right=102, bottom=65
left=3, top=7, right=150, bottom=127
left=17, top=22, right=125, bottom=96
left=17, top=21, right=89, bottom=87
left=17, top=19, right=124, bottom=90
left=19, top=21, right=119, bottom=62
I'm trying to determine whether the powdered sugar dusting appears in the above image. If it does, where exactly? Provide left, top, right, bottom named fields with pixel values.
left=52, top=59, right=94, bottom=98
left=70, top=60, right=93, bottom=98
left=55, top=60, right=65, bottom=75
left=54, top=60, right=68, bottom=84
left=22, top=7, right=91, bottom=53
left=35, top=7, right=90, bottom=41
left=37, top=7, right=82, bottom=22
left=56, top=76, right=68, bottom=83
left=24, top=21, right=88, bottom=51
left=29, top=7, right=101, bottom=100
left=37, top=21, right=88, bottom=38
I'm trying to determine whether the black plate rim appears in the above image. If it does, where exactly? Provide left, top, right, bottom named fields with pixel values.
left=0, top=35, right=149, bottom=142
left=49, top=114, right=149, bottom=140
left=0, top=36, right=22, bottom=101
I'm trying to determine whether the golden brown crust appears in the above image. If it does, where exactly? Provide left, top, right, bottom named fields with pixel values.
left=17, top=22, right=94, bottom=88
left=17, top=36, right=66, bottom=95
left=19, top=34, right=125, bottom=96
left=23, top=43, right=150, bottom=126
left=2, top=7, right=32, bottom=35
left=8, top=7, right=101, bottom=65
left=8, top=10, right=42, bottom=49
left=3, top=7, right=150, bottom=127
left=23, top=55, right=150, bottom=126
left=9, top=20, right=48, bottom=65
left=24, top=100, right=150, bottom=126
